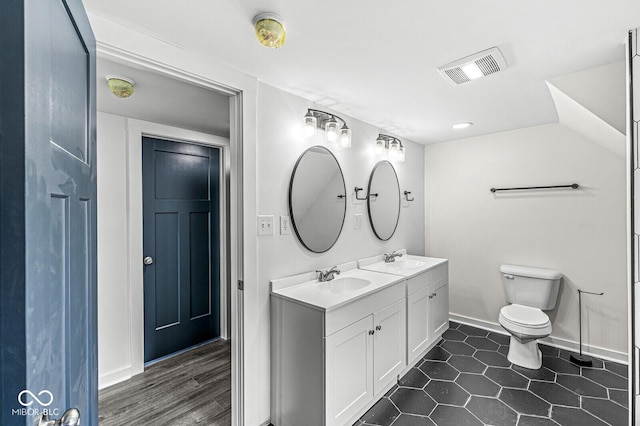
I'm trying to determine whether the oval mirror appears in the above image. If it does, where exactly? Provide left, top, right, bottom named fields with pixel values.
left=367, top=160, right=400, bottom=240
left=289, top=146, right=347, bottom=253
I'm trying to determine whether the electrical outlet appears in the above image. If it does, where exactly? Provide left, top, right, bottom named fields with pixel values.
left=353, top=214, right=363, bottom=229
left=280, top=215, right=291, bottom=235
left=257, top=215, right=274, bottom=236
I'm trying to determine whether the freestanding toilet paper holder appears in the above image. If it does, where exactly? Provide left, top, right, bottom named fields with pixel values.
left=569, top=288, right=604, bottom=367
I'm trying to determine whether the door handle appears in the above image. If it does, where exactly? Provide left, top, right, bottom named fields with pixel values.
left=143, top=256, right=154, bottom=265
left=375, top=325, right=382, bottom=331
left=37, top=408, right=80, bottom=426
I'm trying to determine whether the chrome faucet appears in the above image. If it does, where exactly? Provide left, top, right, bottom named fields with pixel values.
left=317, top=266, right=341, bottom=282
left=384, top=251, right=403, bottom=263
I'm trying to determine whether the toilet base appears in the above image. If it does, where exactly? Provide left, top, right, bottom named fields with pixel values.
left=507, top=336, right=542, bottom=369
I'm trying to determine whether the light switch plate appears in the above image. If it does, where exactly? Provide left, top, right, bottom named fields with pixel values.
left=280, top=215, right=291, bottom=235
left=353, top=214, right=363, bottom=229
left=257, top=215, right=274, bottom=236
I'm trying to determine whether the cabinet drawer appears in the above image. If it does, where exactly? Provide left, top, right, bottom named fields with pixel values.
left=407, top=264, right=448, bottom=295
left=325, top=281, right=405, bottom=336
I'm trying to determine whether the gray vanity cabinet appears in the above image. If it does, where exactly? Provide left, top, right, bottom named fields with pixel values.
left=406, top=263, right=449, bottom=366
left=271, top=280, right=406, bottom=426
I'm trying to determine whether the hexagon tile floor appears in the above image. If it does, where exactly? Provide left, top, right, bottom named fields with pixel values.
left=353, top=322, right=628, bottom=426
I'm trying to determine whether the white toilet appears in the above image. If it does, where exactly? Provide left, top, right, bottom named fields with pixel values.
left=498, top=264, right=562, bottom=369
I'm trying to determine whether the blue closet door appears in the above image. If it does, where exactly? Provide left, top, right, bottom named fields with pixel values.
left=142, top=137, right=221, bottom=362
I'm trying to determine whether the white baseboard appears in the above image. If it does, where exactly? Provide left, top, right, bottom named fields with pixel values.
left=449, top=313, right=629, bottom=365
left=99, top=366, right=132, bottom=390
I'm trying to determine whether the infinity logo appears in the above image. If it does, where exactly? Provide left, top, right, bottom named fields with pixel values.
left=17, top=390, right=54, bottom=407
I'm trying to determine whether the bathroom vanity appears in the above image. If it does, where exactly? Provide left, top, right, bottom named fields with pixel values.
left=270, top=255, right=448, bottom=426
left=359, top=252, right=449, bottom=366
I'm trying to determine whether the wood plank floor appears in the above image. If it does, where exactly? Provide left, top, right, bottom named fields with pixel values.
left=99, top=339, right=231, bottom=426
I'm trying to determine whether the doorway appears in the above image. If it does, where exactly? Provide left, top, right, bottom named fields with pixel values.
left=142, top=136, right=222, bottom=362
left=95, top=55, right=244, bottom=424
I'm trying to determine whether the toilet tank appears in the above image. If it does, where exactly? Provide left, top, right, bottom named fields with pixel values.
left=500, top=264, right=562, bottom=310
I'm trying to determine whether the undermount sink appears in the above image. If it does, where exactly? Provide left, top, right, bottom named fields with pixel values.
left=318, top=277, right=371, bottom=294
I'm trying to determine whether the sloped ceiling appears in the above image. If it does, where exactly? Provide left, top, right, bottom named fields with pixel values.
left=83, top=0, right=640, bottom=144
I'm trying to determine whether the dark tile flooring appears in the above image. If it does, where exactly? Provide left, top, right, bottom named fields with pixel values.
left=354, top=322, right=628, bottom=426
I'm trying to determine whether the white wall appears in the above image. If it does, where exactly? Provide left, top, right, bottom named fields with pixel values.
left=425, top=123, right=627, bottom=357
left=97, top=113, right=131, bottom=387
left=254, top=83, right=426, bottom=421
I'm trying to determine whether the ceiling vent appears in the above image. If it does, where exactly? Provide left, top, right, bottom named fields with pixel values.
left=437, top=47, right=508, bottom=86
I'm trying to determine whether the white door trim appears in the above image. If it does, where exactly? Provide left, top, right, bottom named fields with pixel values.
left=96, top=39, right=255, bottom=426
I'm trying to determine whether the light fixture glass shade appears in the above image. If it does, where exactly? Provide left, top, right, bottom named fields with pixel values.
left=253, top=13, right=286, bottom=48
left=303, top=112, right=317, bottom=138
left=398, top=145, right=406, bottom=163
left=325, top=118, right=339, bottom=144
left=338, top=126, right=351, bottom=148
left=375, top=137, right=385, bottom=155
left=106, top=75, right=135, bottom=98
left=388, top=140, right=400, bottom=161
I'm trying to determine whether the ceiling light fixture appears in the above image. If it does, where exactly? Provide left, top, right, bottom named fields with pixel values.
left=252, top=13, right=286, bottom=49
left=452, top=122, right=474, bottom=129
left=303, top=109, right=351, bottom=148
left=105, top=75, right=135, bottom=98
left=375, top=134, right=405, bottom=163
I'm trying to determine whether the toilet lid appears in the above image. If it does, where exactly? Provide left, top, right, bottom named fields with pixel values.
left=501, top=304, right=549, bottom=327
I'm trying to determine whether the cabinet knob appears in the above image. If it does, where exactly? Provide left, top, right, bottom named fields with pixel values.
left=368, top=330, right=375, bottom=335
left=429, top=295, right=433, bottom=299
left=375, top=325, right=382, bottom=331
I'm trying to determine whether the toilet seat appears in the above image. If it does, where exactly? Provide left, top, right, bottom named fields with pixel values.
left=500, top=304, right=550, bottom=328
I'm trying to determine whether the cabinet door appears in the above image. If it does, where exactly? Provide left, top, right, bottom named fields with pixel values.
left=373, top=299, right=407, bottom=395
left=407, top=286, right=430, bottom=366
left=430, top=282, right=449, bottom=340
left=325, top=315, right=374, bottom=426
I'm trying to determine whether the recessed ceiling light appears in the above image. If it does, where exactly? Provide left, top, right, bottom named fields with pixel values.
left=452, top=122, right=473, bottom=129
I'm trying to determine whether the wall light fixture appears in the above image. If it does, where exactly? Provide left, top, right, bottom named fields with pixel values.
left=303, top=109, right=351, bottom=148
left=375, top=134, right=405, bottom=163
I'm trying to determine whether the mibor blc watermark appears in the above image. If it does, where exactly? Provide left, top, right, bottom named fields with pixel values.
left=12, top=390, right=60, bottom=417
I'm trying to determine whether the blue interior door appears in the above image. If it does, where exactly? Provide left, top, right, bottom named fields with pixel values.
left=143, top=137, right=221, bottom=362
left=0, top=0, right=97, bottom=425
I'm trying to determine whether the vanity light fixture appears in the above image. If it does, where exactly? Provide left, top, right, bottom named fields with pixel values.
left=303, top=111, right=317, bottom=138
left=302, top=109, right=352, bottom=148
left=375, top=134, right=405, bottom=163
left=252, top=13, right=286, bottom=49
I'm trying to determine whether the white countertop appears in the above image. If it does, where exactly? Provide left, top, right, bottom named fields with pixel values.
left=358, top=253, right=448, bottom=278
left=270, top=262, right=404, bottom=312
